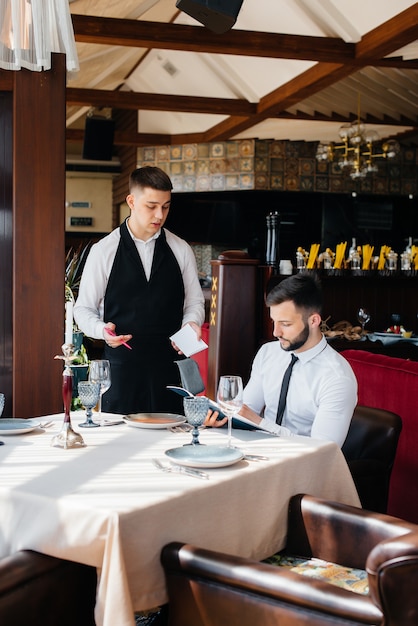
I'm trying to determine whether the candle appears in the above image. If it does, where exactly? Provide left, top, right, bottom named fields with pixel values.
left=65, top=300, right=73, bottom=345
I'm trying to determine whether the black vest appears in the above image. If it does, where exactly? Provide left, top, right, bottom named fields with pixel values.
left=102, top=222, right=186, bottom=414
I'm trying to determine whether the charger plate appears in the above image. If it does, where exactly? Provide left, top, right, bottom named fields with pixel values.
left=0, top=418, right=41, bottom=435
left=124, top=413, right=186, bottom=429
left=165, top=445, right=244, bottom=468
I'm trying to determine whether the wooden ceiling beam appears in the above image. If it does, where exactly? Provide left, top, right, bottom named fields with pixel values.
left=202, top=4, right=418, bottom=141
left=66, top=87, right=255, bottom=116
left=72, top=14, right=355, bottom=63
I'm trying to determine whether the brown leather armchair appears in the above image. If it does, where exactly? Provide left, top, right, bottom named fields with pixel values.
left=0, top=550, right=97, bottom=626
left=161, top=494, right=418, bottom=626
left=342, top=405, right=402, bottom=513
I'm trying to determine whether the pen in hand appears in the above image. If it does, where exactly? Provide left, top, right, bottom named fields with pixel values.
left=106, top=329, right=132, bottom=350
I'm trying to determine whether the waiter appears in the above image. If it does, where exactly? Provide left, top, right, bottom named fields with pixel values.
left=74, top=166, right=205, bottom=415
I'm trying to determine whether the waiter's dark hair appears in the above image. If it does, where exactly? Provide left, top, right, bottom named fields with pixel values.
left=266, top=272, right=323, bottom=315
left=129, top=166, right=173, bottom=193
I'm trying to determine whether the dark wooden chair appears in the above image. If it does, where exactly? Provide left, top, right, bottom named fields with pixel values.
left=0, top=550, right=97, bottom=626
left=342, top=405, right=402, bottom=513
left=161, top=494, right=418, bottom=626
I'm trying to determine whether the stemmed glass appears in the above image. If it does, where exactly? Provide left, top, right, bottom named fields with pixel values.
left=183, top=397, right=209, bottom=445
left=89, top=360, right=111, bottom=420
left=357, top=308, right=371, bottom=335
left=216, top=375, right=243, bottom=447
left=78, top=381, right=101, bottom=428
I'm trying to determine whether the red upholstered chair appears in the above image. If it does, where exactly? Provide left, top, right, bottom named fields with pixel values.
left=342, top=350, right=418, bottom=522
left=161, top=494, right=418, bottom=626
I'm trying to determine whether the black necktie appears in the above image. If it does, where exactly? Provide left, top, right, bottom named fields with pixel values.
left=276, top=354, right=298, bottom=425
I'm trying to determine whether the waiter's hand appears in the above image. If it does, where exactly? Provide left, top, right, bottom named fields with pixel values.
left=103, top=323, right=132, bottom=349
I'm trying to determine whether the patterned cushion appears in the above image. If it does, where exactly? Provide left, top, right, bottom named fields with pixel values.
left=263, top=554, right=369, bottom=595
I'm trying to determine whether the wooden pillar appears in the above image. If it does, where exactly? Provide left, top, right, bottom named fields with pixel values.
left=0, top=54, right=66, bottom=417
left=207, top=251, right=259, bottom=398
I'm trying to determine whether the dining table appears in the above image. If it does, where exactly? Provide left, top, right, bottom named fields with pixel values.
left=0, top=412, right=360, bottom=626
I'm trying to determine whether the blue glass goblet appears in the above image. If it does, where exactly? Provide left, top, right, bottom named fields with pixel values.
left=183, top=396, right=209, bottom=445
left=78, top=381, right=101, bottom=428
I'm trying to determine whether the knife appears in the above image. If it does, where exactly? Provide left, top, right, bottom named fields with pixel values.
left=152, top=458, right=209, bottom=480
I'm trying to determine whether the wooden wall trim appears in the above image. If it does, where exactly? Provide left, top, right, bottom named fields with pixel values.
left=12, top=54, right=66, bottom=416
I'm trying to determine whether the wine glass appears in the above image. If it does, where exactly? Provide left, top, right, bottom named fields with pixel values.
left=78, top=381, right=101, bottom=428
left=183, top=397, right=209, bottom=445
left=216, top=376, right=243, bottom=447
left=89, top=360, right=111, bottom=420
left=357, top=308, right=371, bottom=335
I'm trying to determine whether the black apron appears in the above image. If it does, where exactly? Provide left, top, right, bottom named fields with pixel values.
left=102, top=223, right=185, bottom=415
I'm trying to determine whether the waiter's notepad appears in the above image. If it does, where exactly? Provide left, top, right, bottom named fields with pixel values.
left=170, top=325, right=208, bottom=357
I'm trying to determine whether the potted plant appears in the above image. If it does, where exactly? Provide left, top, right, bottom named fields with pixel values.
left=65, top=242, right=92, bottom=408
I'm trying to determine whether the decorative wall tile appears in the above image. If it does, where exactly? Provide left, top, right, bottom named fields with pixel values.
left=225, top=157, right=239, bottom=172
left=210, top=143, right=225, bottom=158
left=156, top=146, right=170, bottom=161
left=255, top=173, right=268, bottom=188
left=210, top=159, right=226, bottom=174
left=239, top=139, right=255, bottom=157
left=255, top=157, right=268, bottom=172
left=170, top=146, right=183, bottom=160
left=240, top=157, right=253, bottom=171
left=300, top=176, right=314, bottom=191
left=183, top=144, right=197, bottom=160
left=184, top=161, right=196, bottom=175
left=226, top=142, right=239, bottom=157
left=360, top=178, right=373, bottom=193
left=211, top=174, right=225, bottom=190
left=270, top=174, right=284, bottom=189
left=271, top=158, right=284, bottom=172
left=197, top=143, right=210, bottom=158
left=373, top=178, right=388, bottom=194
left=170, top=161, right=183, bottom=175
left=143, top=147, right=155, bottom=161
left=299, top=159, right=315, bottom=176
left=138, top=138, right=416, bottom=198
left=285, top=175, right=299, bottom=191
left=240, top=173, right=254, bottom=188
left=196, top=175, right=210, bottom=191
left=197, top=160, right=210, bottom=175
left=286, top=158, right=298, bottom=175
left=330, top=178, right=344, bottom=192
left=316, top=176, right=329, bottom=191
left=183, top=176, right=196, bottom=191
left=401, top=179, right=417, bottom=194
left=270, top=141, right=285, bottom=157
left=226, top=174, right=240, bottom=189
left=171, top=175, right=183, bottom=191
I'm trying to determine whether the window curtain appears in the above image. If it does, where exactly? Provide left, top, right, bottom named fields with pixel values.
left=0, top=0, right=79, bottom=72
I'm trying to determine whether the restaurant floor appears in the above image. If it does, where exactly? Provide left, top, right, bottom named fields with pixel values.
left=135, top=605, right=168, bottom=626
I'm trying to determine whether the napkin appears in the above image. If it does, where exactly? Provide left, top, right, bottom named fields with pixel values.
left=170, top=325, right=208, bottom=357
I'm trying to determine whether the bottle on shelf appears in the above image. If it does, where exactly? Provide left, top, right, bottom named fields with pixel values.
left=348, top=237, right=357, bottom=259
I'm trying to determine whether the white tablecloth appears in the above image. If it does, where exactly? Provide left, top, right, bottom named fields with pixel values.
left=0, top=414, right=360, bottom=626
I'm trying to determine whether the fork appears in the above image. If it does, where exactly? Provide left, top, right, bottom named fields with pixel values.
left=152, top=458, right=209, bottom=480
left=39, top=421, right=54, bottom=429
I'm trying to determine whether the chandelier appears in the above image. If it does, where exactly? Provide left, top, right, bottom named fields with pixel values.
left=316, top=97, right=400, bottom=179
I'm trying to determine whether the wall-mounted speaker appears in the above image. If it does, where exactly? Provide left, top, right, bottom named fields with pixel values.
left=82, top=116, right=115, bottom=161
left=176, top=0, right=244, bottom=34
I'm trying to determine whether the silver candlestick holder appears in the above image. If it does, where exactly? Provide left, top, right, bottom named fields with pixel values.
left=52, top=343, right=85, bottom=449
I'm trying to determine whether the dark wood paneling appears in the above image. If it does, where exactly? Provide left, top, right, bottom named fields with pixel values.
left=0, top=92, right=13, bottom=416
left=12, top=55, right=66, bottom=417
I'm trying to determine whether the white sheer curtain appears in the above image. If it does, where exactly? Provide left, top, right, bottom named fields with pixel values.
left=0, top=0, right=79, bottom=72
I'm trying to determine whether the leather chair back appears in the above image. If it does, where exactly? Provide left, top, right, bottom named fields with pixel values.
left=342, top=405, right=402, bottom=512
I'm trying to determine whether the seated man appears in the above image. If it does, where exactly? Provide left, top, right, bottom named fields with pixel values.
left=206, top=272, right=357, bottom=447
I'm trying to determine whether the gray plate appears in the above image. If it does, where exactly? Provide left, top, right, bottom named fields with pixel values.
left=165, top=445, right=244, bottom=468
left=0, top=418, right=41, bottom=435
